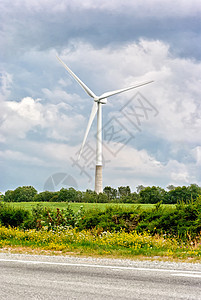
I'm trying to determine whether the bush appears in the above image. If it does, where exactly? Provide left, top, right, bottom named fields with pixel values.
left=26, top=203, right=85, bottom=230
left=0, top=197, right=200, bottom=241
left=0, top=203, right=30, bottom=227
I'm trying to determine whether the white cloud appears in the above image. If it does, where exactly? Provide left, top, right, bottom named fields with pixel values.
left=59, top=40, right=201, bottom=147
left=1, top=38, right=201, bottom=190
left=1, top=97, right=43, bottom=139
left=7, top=97, right=42, bottom=121
left=192, top=146, right=201, bottom=166
left=0, top=149, right=45, bottom=166
left=0, top=96, right=84, bottom=142
left=101, top=143, right=192, bottom=189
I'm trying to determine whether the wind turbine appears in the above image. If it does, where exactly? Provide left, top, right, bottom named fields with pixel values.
left=57, top=56, right=153, bottom=194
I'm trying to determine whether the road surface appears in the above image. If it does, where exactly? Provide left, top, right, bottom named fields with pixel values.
left=0, top=253, right=200, bottom=299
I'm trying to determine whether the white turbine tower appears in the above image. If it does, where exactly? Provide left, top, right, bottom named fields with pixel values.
left=57, top=56, right=153, bottom=194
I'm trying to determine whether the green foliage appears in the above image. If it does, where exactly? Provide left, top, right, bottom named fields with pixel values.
left=26, top=203, right=85, bottom=230
left=76, top=198, right=201, bottom=240
left=103, top=186, right=117, bottom=201
left=58, top=188, right=81, bottom=202
left=139, top=186, right=166, bottom=204
left=0, top=203, right=30, bottom=227
left=82, top=190, right=97, bottom=203
left=97, top=193, right=108, bottom=203
left=118, top=186, right=131, bottom=197
left=135, top=198, right=201, bottom=239
left=0, top=198, right=201, bottom=240
left=2, top=183, right=201, bottom=204
left=4, top=190, right=14, bottom=202
left=0, top=193, right=4, bottom=202
left=163, top=184, right=201, bottom=204
left=33, top=191, right=57, bottom=202
left=4, top=186, right=37, bottom=202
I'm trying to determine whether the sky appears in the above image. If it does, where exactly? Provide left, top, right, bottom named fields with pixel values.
left=1, top=0, right=201, bottom=193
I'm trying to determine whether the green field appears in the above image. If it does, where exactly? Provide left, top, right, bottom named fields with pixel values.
left=9, top=202, right=175, bottom=212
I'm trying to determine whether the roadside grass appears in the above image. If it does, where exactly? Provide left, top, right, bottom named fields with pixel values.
left=8, top=202, right=175, bottom=213
left=0, top=226, right=200, bottom=262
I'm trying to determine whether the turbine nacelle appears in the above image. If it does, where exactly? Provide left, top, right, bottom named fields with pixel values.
left=94, top=98, right=107, bottom=104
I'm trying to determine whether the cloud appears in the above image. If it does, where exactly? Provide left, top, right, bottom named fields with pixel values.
left=57, top=39, right=201, bottom=148
left=192, top=146, right=201, bottom=166
left=0, top=72, right=13, bottom=101
left=0, top=149, right=45, bottom=166
left=1, top=0, right=201, bottom=193
left=1, top=1, right=201, bottom=60
left=103, top=144, right=192, bottom=189
left=0, top=96, right=84, bottom=143
left=4, top=0, right=201, bottom=16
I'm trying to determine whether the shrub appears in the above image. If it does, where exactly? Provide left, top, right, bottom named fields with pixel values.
left=0, top=203, right=30, bottom=227
left=0, top=198, right=200, bottom=241
left=26, top=203, right=85, bottom=230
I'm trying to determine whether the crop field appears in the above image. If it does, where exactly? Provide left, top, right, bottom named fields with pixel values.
left=9, top=202, right=175, bottom=212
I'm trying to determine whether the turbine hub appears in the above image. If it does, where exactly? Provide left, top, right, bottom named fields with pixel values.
left=94, top=98, right=107, bottom=104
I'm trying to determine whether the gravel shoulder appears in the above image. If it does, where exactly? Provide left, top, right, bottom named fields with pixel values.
left=0, top=252, right=200, bottom=272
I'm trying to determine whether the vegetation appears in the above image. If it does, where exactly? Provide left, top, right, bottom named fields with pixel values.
left=1, top=185, right=201, bottom=260
left=0, top=203, right=30, bottom=228
left=0, top=197, right=201, bottom=240
left=2, top=184, right=201, bottom=204
left=0, top=225, right=200, bottom=260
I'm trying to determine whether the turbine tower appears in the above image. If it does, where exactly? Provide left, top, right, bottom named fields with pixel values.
left=57, top=57, right=153, bottom=194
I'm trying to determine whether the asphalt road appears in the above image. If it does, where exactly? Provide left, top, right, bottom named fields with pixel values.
left=0, top=253, right=200, bottom=299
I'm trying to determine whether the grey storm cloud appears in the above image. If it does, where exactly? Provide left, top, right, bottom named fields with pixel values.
left=1, top=0, right=201, bottom=60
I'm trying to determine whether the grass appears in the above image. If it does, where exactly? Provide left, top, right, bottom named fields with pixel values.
left=0, top=226, right=200, bottom=262
left=7, top=202, right=175, bottom=213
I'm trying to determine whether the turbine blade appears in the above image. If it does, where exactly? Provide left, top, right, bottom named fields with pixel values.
left=57, top=56, right=97, bottom=99
left=78, top=101, right=98, bottom=160
left=98, top=80, right=154, bottom=100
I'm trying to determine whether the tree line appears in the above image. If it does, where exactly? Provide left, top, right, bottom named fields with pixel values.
left=2, top=184, right=201, bottom=204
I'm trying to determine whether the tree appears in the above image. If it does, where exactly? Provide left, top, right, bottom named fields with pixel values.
left=82, top=190, right=97, bottom=203
left=139, top=186, right=166, bottom=204
left=0, top=192, right=4, bottom=202
left=187, top=184, right=201, bottom=200
left=164, top=184, right=201, bottom=204
left=164, top=186, right=189, bottom=204
left=167, top=185, right=176, bottom=191
left=33, top=191, right=57, bottom=202
left=118, top=186, right=131, bottom=198
left=97, top=193, right=108, bottom=203
left=130, top=192, right=140, bottom=203
left=136, top=185, right=146, bottom=193
left=4, top=190, right=14, bottom=202
left=58, top=188, right=79, bottom=202
left=103, top=186, right=117, bottom=201
left=4, top=186, right=37, bottom=202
